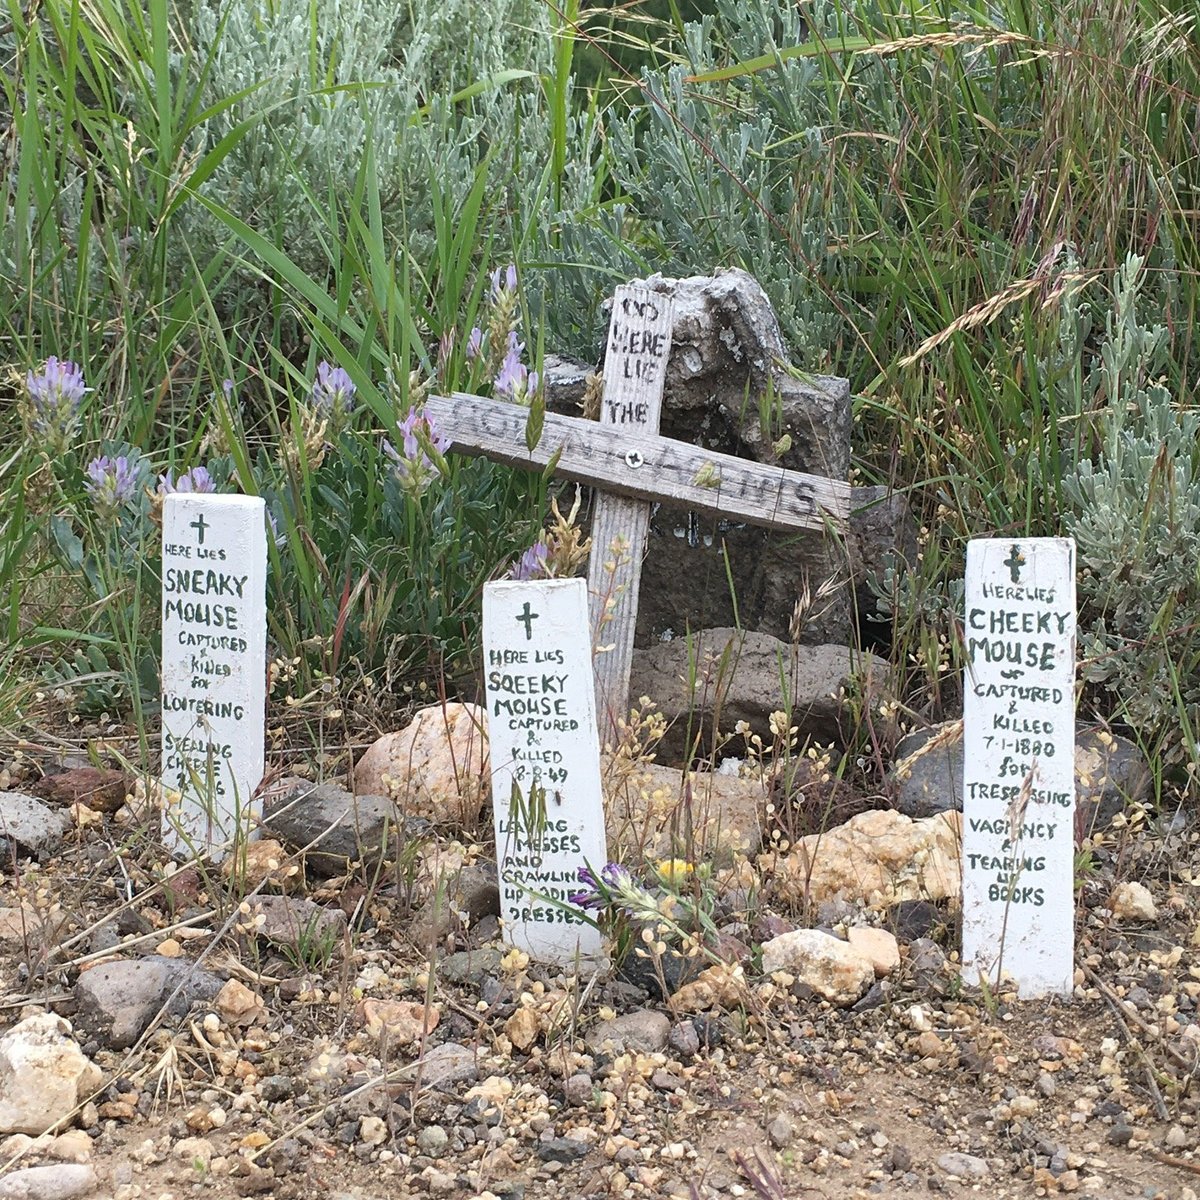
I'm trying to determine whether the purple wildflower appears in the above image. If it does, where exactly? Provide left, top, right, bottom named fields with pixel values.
left=222, top=379, right=234, bottom=399
left=466, top=327, right=484, bottom=361
left=489, top=263, right=518, bottom=302
left=494, top=332, right=539, bottom=405
left=25, top=357, right=89, bottom=450
left=600, top=863, right=634, bottom=890
left=384, top=407, right=450, bottom=498
left=85, top=455, right=139, bottom=515
left=158, top=466, right=216, bottom=495
left=310, top=361, right=356, bottom=421
left=508, top=540, right=551, bottom=581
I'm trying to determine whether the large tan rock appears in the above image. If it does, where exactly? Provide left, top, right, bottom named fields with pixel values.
left=0, top=1014, right=102, bottom=1136
left=603, top=756, right=764, bottom=862
left=354, top=703, right=488, bottom=827
left=759, top=808, right=961, bottom=908
left=760, top=929, right=874, bottom=1005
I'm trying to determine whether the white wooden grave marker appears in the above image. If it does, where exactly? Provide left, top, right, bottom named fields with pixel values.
left=483, top=578, right=607, bottom=965
left=586, top=285, right=674, bottom=739
left=961, top=537, right=1076, bottom=997
left=422, top=281, right=855, bottom=733
left=161, top=494, right=267, bottom=862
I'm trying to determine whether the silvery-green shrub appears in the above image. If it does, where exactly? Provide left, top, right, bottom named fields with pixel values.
left=1063, top=254, right=1200, bottom=767
left=168, top=0, right=555, bottom=313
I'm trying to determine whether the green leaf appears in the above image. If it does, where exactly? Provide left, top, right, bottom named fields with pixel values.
left=525, top=394, right=545, bottom=453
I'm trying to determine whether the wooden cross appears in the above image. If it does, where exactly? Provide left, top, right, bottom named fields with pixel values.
left=422, top=283, right=853, bottom=738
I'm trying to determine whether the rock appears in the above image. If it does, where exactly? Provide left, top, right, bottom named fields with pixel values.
left=0, top=1164, right=97, bottom=1199
left=537, top=1137, right=589, bottom=1163
left=603, top=270, right=852, bottom=648
left=630, top=630, right=890, bottom=762
left=603, top=755, right=764, bottom=861
left=248, top=895, right=347, bottom=953
left=889, top=721, right=1151, bottom=825
left=417, top=1124, right=449, bottom=1154
left=47, top=1130, right=91, bottom=1163
left=505, top=1007, right=540, bottom=1052
left=760, top=929, right=874, bottom=1006
left=258, top=1075, right=293, bottom=1102
left=358, top=1000, right=439, bottom=1047
left=767, top=1115, right=795, bottom=1148
left=906, top=938, right=950, bottom=995
left=438, top=948, right=503, bottom=987
left=585, top=1010, right=671, bottom=1056
left=0, top=907, right=68, bottom=946
left=760, top=809, right=961, bottom=908
left=74, top=958, right=222, bottom=1050
left=936, top=1152, right=989, bottom=1179
left=175, top=1136, right=215, bottom=1169
left=563, top=1074, right=594, bottom=1106
left=215, top=979, right=264, bottom=1027
left=221, top=839, right=300, bottom=892
left=617, top=941, right=703, bottom=1001
left=667, top=1021, right=700, bottom=1059
left=885, top=899, right=947, bottom=942
left=845, top=927, right=901, bottom=978
left=263, top=778, right=421, bottom=878
left=0, top=1015, right=102, bottom=1136
left=668, top=963, right=747, bottom=1013
left=352, top=703, right=488, bottom=827
left=408, top=1042, right=478, bottom=1090
left=1109, top=881, right=1157, bottom=922
left=0, top=793, right=71, bottom=859
left=29, top=769, right=128, bottom=814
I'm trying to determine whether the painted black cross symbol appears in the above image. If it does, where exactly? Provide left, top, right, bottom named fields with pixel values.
left=1004, top=543, right=1025, bottom=583
left=515, top=601, right=539, bottom=640
left=190, top=513, right=209, bottom=545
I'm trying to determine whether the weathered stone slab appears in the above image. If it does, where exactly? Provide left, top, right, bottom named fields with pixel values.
left=629, top=628, right=890, bottom=762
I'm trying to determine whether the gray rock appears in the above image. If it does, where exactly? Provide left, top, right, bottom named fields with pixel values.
left=417, top=1124, right=449, bottom=1154
left=409, top=1042, right=478, bottom=1090
left=259, top=1075, right=294, bottom=1102
left=667, top=1021, right=700, bottom=1060
left=437, top=948, right=503, bottom=988
left=74, top=959, right=222, bottom=1050
left=906, top=938, right=949, bottom=997
left=630, top=629, right=889, bottom=761
left=585, top=1010, right=671, bottom=1057
left=767, top=1114, right=795, bottom=1148
left=0, top=793, right=71, bottom=860
left=263, top=778, right=426, bottom=878
left=889, top=721, right=1151, bottom=826
left=251, top=895, right=347, bottom=953
left=0, top=1164, right=97, bottom=1200
left=936, top=1152, right=989, bottom=1179
left=563, top=1073, right=594, bottom=1106
left=537, top=1136, right=589, bottom=1163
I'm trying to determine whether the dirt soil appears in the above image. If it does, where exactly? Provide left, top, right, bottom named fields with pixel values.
left=3, top=755, right=1200, bottom=1200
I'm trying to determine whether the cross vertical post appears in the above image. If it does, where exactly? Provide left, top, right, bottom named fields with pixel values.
left=586, top=285, right=675, bottom=743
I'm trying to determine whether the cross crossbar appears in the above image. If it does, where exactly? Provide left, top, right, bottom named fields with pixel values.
left=421, top=392, right=853, bottom=534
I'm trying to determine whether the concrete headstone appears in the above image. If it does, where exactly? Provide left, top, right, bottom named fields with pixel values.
left=961, top=537, right=1076, bottom=997
left=483, top=578, right=607, bottom=965
left=161, top=494, right=267, bottom=861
